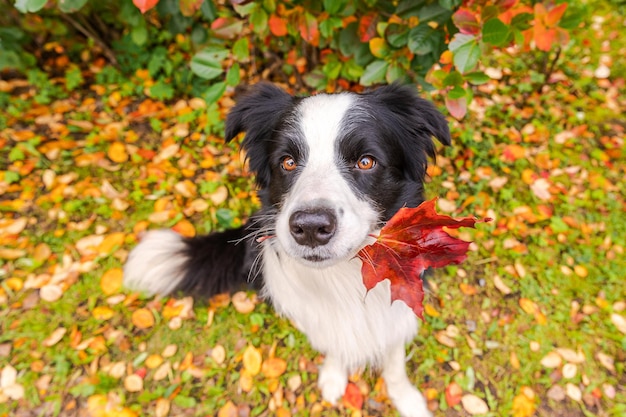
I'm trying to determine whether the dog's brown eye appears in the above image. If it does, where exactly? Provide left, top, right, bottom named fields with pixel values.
left=356, top=156, right=376, bottom=170
left=281, top=156, right=297, bottom=171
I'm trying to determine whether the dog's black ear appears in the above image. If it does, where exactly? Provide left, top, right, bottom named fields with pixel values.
left=368, top=83, right=451, bottom=181
left=225, top=83, right=295, bottom=187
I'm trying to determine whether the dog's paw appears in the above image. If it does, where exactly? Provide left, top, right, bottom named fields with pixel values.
left=317, top=364, right=347, bottom=405
left=389, top=384, right=432, bottom=417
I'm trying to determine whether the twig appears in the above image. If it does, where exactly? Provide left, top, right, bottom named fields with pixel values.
left=59, top=12, right=118, bottom=66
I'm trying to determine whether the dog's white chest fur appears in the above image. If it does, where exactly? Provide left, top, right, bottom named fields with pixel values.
left=261, top=243, right=418, bottom=371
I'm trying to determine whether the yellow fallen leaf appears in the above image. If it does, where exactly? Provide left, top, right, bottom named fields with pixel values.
left=98, top=232, right=126, bottom=256
left=243, top=345, right=262, bottom=376
left=145, top=354, right=164, bottom=369
left=132, top=308, right=155, bottom=329
left=519, top=298, right=538, bottom=315
left=6, top=277, right=23, bottom=291
left=100, top=268, right=124, bottom=295
left=108, top=142, right=128, bottom=163
left=92, top=306, right=115, bottom=320
left=424, top=303, right=440, bottom=317
left=512, top=390, right=536, bottom=417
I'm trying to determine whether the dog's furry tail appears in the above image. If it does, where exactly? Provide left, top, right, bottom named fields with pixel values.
left=123, top=226, right=259, bottom=298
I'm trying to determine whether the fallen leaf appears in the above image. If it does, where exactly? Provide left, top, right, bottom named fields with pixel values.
left=262, top=357, right=287, bottom=378
left=610, top=313, right=626, bottom=334
left=92, top=306, right=115, bottom=320
left=243, top=345, right=262, bottom=376
left=547, top=385, right=566, bottom=401
left=540, top=351, right=562, bottom=368
left=100, top=268, right=124, bottom=295
left=512, top=390, right=536, bottom=417
left=98, top=232, right=126, bottom=256
left=40, top=284, right=63, bottom=302
left=562, top=363, right=577, bottom=379
left=155, top=398, right=170, bottom=417
left=124, top=374, right=143, bottom=392
left=42, top=327, right=67, bottom=347
left=132, top=308, right=155, bottom=329
left=108, top=142, right=128, bottom=163
left=232, top=291, right=256, bottom=314
left=211, top=344, right=226, bottom=365
left=565, top=383, right=582, bottom=402
left=461, top=394, right=489, bottom=415
left=445, top=381, right=463, bottom=407
left=217, top=401, right=238, bottom=417
left=342, top=382, right=364, bottom=410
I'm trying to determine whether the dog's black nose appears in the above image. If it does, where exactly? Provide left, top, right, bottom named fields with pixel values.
left=289, top=209, right=337, bottom=248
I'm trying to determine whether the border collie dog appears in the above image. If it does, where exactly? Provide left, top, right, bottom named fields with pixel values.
left=124, top=83, right=450, bottom=417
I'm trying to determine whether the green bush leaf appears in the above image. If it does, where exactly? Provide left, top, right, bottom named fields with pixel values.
left=408, top=23, right=436, bottom=55
left=190, top=48, right=228, bottom=80
left=131, top=24, right=148, bottom=46
left=464, top=71, right=490, bottom=85
left=482, top=18, right=511, bottom=46
left=226, top=63, right=240, bottom=86
left=360, top=60, right=389, bottom=86
left=232, top=38, right=249, bottom=62
left=14, top=0, right=47, bottom=13
left=204, top=81, right=226, bottom=104
left=449, top=33, right=480, bottom=74
left=58, top=0, right=88, bottom=13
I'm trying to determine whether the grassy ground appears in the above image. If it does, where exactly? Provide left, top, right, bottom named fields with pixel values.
left=1, top=7, right=625, bottom=417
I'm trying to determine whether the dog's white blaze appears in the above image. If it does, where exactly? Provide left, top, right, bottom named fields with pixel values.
left=275, top=93, right=379, bottom=263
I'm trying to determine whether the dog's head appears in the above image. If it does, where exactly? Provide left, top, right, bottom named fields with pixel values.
left=226, top=83, right=450, bottom=267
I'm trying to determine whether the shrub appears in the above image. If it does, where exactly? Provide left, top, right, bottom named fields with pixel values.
left=5, top=0, right=584, bottom=117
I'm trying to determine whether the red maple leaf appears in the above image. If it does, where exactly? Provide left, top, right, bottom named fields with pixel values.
left=357, top=198, right=490, bottom=319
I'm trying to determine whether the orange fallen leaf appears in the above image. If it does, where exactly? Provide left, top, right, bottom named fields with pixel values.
left=445, top=381, right=463, bottom=407
left=262, top=357, right=287, bottom=378
left=342, top=382, right=364, bottom=410
left=132, top=308, right=155, bottom=329
left=100, top=268, right=124, bottom=295
left=108, top=142, right=129, bottom=163
left=217, top=401, right=238, bottom=417
left=172, top=219, right=195, bottom=238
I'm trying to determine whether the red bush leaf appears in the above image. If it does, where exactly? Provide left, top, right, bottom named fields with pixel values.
left=358, top=199, right=489, bottom=319
left=269, top=14, right=288, bottom=37
left=133, top=0, right=159, bottom=14
left=453, top=8, right=481, bottom=35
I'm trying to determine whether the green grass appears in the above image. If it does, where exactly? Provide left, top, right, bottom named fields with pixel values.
left=1, top=8, right=626, bottom=417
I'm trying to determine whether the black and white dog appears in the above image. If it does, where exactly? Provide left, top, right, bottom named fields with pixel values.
left=124, top=83, right=450, bottom=417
